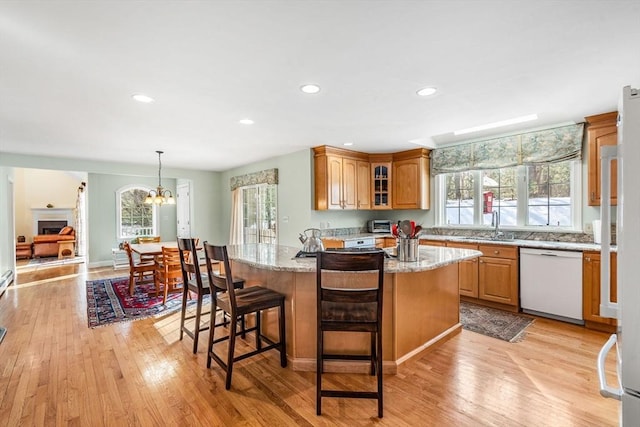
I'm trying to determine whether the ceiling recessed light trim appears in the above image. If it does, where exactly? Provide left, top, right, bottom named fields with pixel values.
left=132, top=93, right=155, bottom=103
left=343, top=142, right=353, bottom=146
left=300, top=84, right=321, bottom=94
left=453, top=114, right=539, bottom=136
left=238, top=118, right=254, bottom=125
left=416, top=86, right=437, bottom=97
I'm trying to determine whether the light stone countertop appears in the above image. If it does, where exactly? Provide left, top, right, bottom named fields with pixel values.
left=323, top=233, right=614, bottom=252
left=226, top=244, right=481, bottom=273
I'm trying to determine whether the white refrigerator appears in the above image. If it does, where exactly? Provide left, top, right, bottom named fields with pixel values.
left=597, top=85, right=640, bottom=425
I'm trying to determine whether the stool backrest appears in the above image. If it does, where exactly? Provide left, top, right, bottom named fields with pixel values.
left=203, top=243, right=238, bottom=308
left=316, top=250, right=385, bottom=327
left=178, top=238, right=206, bottom=292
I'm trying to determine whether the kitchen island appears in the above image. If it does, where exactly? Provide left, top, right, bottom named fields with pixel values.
left=226, top=243, right=481, bottom=373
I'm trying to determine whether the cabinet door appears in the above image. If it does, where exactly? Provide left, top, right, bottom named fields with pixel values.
left=587, top=112, right=618, bottom=206
left=583, top=252, right=617, bottom=326
left=356, top=160, right=371, bottom=209
left=448, top=242, right=480, bottom=298
left=371, top=162, right=392, bottom=209
left=326, top=155, right=344, bottom=210
left=393, top=158, right=421, bottom=209
left=478, top=257, right=518, bottom=306
left=341, top=157, right=358, bottom=210
left=459, top=258, right=479, bottom=298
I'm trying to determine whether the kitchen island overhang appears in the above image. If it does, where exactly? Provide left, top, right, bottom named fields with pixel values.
left=225, top=244, right=482, bottom=374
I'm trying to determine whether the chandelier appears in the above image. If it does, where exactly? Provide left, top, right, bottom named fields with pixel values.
left=145, top=150, right=175, bottom=205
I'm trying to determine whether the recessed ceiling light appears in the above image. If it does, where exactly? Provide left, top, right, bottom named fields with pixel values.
left=132, top=93, right=154, bottom=103
left=300, top=84, right=321, bottom=94
left=453, top=114, right=539, bottom=135
left=238, top=118, right=254, bottom=125
left=416, top=87, right=437, bottom=97
left=343, top=142, right=353, bottom=146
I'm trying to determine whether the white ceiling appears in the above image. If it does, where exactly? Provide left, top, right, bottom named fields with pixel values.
left=1, top=1, right=639, bottom=172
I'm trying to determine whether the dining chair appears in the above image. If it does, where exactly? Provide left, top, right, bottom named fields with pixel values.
left=316, top=250, right=385, bottom=418
left=123, top=241, right=156, bottom=296
left=177, top=238, right=246, bottom=354
left=203, top=242, right=286, bottom=390
left=155, top=246, right=184, bottom=304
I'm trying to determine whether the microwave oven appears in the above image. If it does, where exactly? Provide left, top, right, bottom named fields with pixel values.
left=367, top=220, right=392, bottom=233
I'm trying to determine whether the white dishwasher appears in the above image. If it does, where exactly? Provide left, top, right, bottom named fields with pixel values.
left=520, top=248, right=584, bottom=325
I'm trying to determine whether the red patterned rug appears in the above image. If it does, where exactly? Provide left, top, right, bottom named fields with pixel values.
left=86, top=276, right=185, bottom=328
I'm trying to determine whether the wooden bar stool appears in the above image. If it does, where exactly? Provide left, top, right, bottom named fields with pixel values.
left=316, top=250, right=385, bottom=418
left=177, top=238, right=246, bottom=354
left=203, top=242, right=286, bottom=390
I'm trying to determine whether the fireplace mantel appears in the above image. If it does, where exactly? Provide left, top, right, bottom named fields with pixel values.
left=32, top=208, right=75, bottom=235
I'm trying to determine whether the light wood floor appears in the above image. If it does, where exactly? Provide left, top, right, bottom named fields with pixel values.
left=0, top=263, right=619, bottom=426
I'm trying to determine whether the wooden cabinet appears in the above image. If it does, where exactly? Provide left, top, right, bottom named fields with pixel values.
left=447, top=242, right=519, bottom=311
left=392, top=149, right=430, bottom=210
left=370, top=159, right=392, bottom=209
left=356, top=160, right=371, bottom=209
left=583, top=251, right=618, bottom=332
left=447, top=242, right=480, bottom=299
left=478, top=245, right=519, bottom=307
left=322, top=239, right=344, bottom=249
left=375, top=237, right=397, bottom=248
left=586, top=112, right=618, bottom=206
left=419, top=239, right=446, bottom=247
left=313, top=146, right=370, bottom=210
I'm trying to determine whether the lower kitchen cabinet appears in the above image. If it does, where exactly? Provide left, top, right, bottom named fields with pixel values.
left=583, top=251, right=618, bottom=332
left=448, top=242, right=519, bottom=312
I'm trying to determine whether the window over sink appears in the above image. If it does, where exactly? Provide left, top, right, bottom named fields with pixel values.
left=437, top=160, right=581, bottom=230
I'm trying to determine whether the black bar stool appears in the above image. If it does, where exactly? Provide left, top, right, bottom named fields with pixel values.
left=316, top=250, right=385, bottom=418
left=203, top=242, right=287, bottom=390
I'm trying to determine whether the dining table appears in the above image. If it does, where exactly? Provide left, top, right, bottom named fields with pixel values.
left=129, top=241, right=178, bottom=257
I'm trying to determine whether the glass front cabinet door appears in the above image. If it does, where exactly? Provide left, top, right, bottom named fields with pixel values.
left=372, top=163, right=391, bottom=209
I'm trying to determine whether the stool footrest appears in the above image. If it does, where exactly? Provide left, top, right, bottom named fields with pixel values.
left=321, top=390, right=380, bottom=399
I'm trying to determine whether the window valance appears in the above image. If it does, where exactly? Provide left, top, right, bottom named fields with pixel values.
left=230, top=168, right=278, bottom=190
left=431, top=123, right=584, bottom=175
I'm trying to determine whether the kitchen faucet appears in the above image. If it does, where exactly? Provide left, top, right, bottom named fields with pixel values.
left=491, top=210, right=504, bottom=240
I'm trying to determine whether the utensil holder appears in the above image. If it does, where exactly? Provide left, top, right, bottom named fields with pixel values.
left=397, top=238, right=419, bottom=262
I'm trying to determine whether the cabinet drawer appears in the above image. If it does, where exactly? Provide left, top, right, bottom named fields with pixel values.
left=478, top=244, right=517, bottom=259
left=419, top=239, right=446, bottom=247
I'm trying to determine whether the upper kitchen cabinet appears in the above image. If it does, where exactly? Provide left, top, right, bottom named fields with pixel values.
left=313, top=146, right=370, bottom=210
left=586, top=111, right=618, bottom=206
left=392, top=148, right=430, bottom=210
left=369, top=154, right=393, bottom=210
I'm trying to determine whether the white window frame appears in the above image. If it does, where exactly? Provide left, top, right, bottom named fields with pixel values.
left=116, top=184, right=158, bottom=239
left=435, top=161, right=582, bottom=231
left=241, top=183, right=278, bottom=244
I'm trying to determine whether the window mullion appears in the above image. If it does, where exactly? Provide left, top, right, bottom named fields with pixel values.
left=473, top=170, right=483, bottom=226
left=516, top=165, right=528, bottom=226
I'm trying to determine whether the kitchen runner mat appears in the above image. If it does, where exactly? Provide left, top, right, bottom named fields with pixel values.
left=460, top=301, right=534, bottom=342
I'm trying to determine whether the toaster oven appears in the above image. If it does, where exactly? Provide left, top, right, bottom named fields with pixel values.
left=367, top=220, right=392, bottom=233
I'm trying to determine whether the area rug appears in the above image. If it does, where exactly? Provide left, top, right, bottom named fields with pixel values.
left=86, top=276, right=186, bottom=328
left=460, top=301, right=534, bottom=342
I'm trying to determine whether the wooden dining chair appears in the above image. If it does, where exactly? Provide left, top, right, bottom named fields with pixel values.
left=123, top=241, right=156, bottom=296
left=155, top=246, right=184, bottom=304
left=316, top=250, right=385, bottom=418
left=177, top=238, right=246, bottom=354
left=203, top=242, right=286, bottom=390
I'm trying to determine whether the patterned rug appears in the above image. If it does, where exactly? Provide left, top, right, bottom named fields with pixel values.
left=460, top=301, right=534, bottom=342
left=86, top=276, right=186, bottom=328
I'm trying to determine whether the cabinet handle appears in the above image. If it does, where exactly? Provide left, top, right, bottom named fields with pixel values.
left=479, top=260, right=484, bottom=263
left=494, top=250, right=499, bottom=254
left=585, top=257, right=591, bottom=262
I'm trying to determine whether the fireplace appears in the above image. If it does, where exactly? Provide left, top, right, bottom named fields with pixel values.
left=38, top=220, right=68, bottom=235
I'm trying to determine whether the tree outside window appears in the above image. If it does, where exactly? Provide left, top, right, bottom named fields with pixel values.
left=242, top=184, right=277, bottom=244
left=117, top=185, right=157, bottom=239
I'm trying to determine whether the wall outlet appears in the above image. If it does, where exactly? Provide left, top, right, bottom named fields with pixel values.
left=584, top=223, right=593, bottom=233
